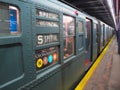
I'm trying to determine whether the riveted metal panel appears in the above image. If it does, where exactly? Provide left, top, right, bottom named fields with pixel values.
left=62, top=53, right=85, bottom=90
left=0, top=0, right=34, bottom=90
left=30, top=3, right=64, bottom=90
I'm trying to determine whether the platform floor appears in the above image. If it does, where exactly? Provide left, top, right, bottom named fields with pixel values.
left=75, top=37, right=120, bottom=90
left=84, top=37, right=120, bottom=90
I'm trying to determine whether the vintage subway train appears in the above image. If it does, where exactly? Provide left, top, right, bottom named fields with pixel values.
left=0, top=0, right=114, bottom=90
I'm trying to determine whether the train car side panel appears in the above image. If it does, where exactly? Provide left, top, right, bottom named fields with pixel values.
left=0, top=0, right=34, bottom=90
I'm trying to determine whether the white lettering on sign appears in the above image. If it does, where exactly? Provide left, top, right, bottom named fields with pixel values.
left=38, top=35, right=43, bottom=44
left=36, top=20, right=58, bottom=27
left=36, top=9, right=58, bottom=19
left=37, top=34, right=58, bottom=45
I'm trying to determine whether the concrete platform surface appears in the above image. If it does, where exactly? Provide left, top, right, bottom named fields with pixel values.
left=84, top=38, right=120, bottom=90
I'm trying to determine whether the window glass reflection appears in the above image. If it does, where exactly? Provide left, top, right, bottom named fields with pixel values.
left=78, top=21, right=83, bottom=33
left=63, top=15, right=75, bottom=59
left=0, top=3, right=20, bottom=35
left=85, top=19, right=91, bottom=52
left=64, top=37, right=74, bottom=59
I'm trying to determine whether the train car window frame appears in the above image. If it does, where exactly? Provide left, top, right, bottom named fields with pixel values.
left=0, top=2, right=20, bottom=36
left=63, top=15, right=75, bottom=59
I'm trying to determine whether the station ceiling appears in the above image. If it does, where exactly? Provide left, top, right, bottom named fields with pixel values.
left=59, top=0, right=115, bottom=28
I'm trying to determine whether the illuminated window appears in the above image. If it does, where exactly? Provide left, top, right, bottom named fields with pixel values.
left=78, top=21, right=83, bottom=33
left=63, top=15, right=75, bottom=59
left=0, top=3, right=20, bottom=35
left=85, top=19, right=92, bottom=52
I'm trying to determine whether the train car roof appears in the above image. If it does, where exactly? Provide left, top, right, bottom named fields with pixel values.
left=30, top=0, right=99, bottom=23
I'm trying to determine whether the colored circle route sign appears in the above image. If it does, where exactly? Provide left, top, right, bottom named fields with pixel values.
left=43, top=56, right=48, bottom=65
left=48, top=55, right=53, bottom=63
left=36, top=58, right=43, bottom=68
left=53, top=53, right=57, bottom=61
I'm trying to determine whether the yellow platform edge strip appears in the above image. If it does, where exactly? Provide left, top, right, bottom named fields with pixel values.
left=75, top=37, right=114, bottom=90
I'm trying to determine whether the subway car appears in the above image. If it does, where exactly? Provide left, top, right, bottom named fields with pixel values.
left=0, top=0, right=114, bottom=90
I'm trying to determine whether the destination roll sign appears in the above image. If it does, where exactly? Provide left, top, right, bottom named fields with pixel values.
left=37, top=34, right=59, bottom=45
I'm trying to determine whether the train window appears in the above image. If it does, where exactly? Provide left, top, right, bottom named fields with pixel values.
left=35, top=46, right=59, bottom=71
left=63, top=15, right=75, bottom=59
left=0, top=3, right=20, bottom=35
left=78, top=21, right=83, bottom=33
left=85, top=19, right=92, bottom=51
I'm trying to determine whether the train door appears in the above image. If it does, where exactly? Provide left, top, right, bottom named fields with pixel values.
left=103, top=24, right=105, bottom=47
left=100, top=24, right=103, bottom=51
left=92, top=23, right=98, bottom=60
left=85, top=18, right=93, bottom=65
left=104, top=26, right=107, bottom=45
left=76, top=18, right=85, bottom=54
left=97, top=21, right=101, bottom=54
left=96, top=23, right=100, bottom=56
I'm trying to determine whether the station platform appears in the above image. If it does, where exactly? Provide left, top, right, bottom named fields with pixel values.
left=75, top=37, right=120, bottom=90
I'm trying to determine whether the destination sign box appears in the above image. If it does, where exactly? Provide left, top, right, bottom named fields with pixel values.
left=37, top=34, right=59, bottom=45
